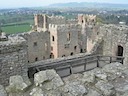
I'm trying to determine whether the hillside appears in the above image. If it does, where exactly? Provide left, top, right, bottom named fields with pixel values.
left=48, top=2, right=128, bottom=9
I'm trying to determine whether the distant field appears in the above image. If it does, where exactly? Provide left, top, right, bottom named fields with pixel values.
left=1, top=24, right=31, bottom=34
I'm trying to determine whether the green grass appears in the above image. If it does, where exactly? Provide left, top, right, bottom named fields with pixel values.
left=3, top=20, right=34, bottom=26
left=1, top=24, right=31, bottom=34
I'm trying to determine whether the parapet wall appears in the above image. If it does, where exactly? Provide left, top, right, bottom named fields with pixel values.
left=49, top=24, right=81, bottom=31
left=49, top=15, right=66, bottom=24
left=0, top=36, right=28, bottom=86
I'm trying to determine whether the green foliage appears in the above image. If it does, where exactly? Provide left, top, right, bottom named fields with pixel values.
left=0, top=12, right=34, bottom=34
left=0, top=14, right=33, bottom=25
left=1, top=24, right=31, bottom=34
left=96, top=17, right=103, bottom=24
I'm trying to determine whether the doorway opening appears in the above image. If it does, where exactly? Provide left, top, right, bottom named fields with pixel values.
left=50, top=53, right=54, bottom=59
left=117, top=45, right=123, bottom=56
left=117, top=45, right=123, bottom=60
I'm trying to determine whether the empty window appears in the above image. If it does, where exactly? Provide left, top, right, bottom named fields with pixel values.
left=33, top=42, right=37, bottom=46
left=35, top=57, right=38, bottom=61
left=52, top=36, right=55, bottom=41
left=74, top=46, right=77, bottom=51
left=80, top=49, right=83, bottom=53
left=67, top=32, right=71, bottom=41
left=70, top=52, right=73, bottom=56
left=82, top=20, right=84, bottom=23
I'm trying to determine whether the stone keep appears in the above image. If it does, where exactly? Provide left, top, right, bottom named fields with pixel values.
left=49, top=24, right=82, bottom=58
left=0, top=35, right=28, bottom=86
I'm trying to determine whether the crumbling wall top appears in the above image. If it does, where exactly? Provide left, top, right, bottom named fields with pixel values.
left=0, top=35, right=26, bottom=54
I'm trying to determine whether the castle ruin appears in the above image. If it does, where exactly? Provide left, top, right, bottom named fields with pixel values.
left=1, top=13, right=128, bottom=89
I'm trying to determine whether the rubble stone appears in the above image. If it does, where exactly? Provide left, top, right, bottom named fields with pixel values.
left=6, top=75, right=30, bottom=93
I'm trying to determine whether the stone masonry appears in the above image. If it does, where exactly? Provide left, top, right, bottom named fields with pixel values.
left=2, top=62, right=128, bottom=96
left=101, top=24, right=128, bottom=65
left=21, top=30, right=51, bottom=63
left=49, top=24, right=82, bottom=58
left=0, top=35, right=29, bottom=86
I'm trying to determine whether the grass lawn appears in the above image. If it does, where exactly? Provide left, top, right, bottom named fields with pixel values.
left=1, top=24, right=31, bottom=34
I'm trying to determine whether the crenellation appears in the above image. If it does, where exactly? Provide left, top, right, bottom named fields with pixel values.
left=50, top=24, right=58, bottom=29
left=57, top=24, right=81, bottom=30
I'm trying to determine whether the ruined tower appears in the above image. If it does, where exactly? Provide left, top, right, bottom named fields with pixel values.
left=78, top=14, right=87, bottom=53
left=78, top=14, right=98, bottom=53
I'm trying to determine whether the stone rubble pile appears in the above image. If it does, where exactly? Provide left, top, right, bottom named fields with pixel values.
left=1, top=62, right=128, bottom=96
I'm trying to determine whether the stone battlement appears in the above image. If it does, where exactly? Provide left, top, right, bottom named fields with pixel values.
left=50, top=15, right=65, bottom=19
left=49, top=24, right=81, bottom=31
left=49, top=24, right=58, bottom=29
left=78, top=14, right=96, bottom=19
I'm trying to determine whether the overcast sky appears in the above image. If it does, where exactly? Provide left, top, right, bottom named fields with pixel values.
left=0, top=0, right=128, bottom=8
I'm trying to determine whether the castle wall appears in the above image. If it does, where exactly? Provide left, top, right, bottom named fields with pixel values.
left=22, top=31, right=51, bottom=63
left=101, top=24, right=128, bottom=65
left=34, top=14, right=66, bottom=31
left=49, top=24, right=81, bottom=58
left=78, top=14, right=96, bottom=25
left=0, top=36, right=28, bottom=86
left=78, top=14, right=98, bottom=53
left=57, top=24, right=81, bottom=57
